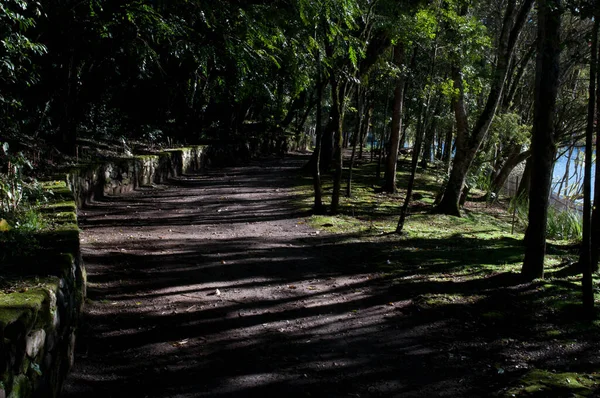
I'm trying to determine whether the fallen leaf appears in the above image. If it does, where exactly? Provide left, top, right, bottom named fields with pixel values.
left=172, top=339, right=189, bottom=347
left=288, top=285, right=297, bottom=289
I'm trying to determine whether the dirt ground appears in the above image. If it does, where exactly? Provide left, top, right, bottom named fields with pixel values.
left=60, top=154, right=597, bottom=397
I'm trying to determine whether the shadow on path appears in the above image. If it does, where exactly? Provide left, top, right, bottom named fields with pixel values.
left=61, top=155, right=599, bottom=397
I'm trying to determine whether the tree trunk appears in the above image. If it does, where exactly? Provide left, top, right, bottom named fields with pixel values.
left=396, top=110, right=426, bottom=233
left=383, top=43, right=406, bottom=193
left=346, top=88, right=364, bottom=197
left=558, top=145, right=574, bottom=198
left=517, top=156, right=532, bottom=198
left=435, top=0, right=534, bottom=215
left=591, top=10, right=600, bottom=274
left=442, top=122, right=453, bottom=164
left=358, top=101, right=374, bottom=161
left=330, top=77, right=348, bottom=214
left=580, top=16, right=598, bottom=314
left=522, top=0, right=562, bottom=281
left=490, top=148, right=531, bottom=195
left=312, top=51, right=326, bottom=214
left=434, top=66, right=470, bottom=216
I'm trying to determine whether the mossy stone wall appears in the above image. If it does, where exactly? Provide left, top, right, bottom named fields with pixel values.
left=0, top=182, right=85, bottom=398
left=67, top=146, right=206, bottom=207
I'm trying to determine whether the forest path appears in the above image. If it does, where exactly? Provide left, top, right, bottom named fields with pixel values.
left=62, top=154, right=476, bottom=397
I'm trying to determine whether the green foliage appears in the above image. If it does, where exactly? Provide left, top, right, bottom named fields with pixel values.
left=0, top=142, right=48, bottom=228
left=510, top=195, right=582, bottom=241
left=0, top=0, right=47, bottom=114
left=546, top=206, right=582, bottom=241
left=488, top=113, right=531, bottom=147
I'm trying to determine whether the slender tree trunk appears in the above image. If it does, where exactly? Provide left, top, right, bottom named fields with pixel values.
left=442, top=122, right=453, bottom=164
left=312, top=50, right=326, bottom=214
left=397, top=112, right=427, bottom=233
left=591, top=10, right=600, bottom=273
left=558, top=145, right=574, bottom=198
left=347, top=88, right=364, bottom=197
left=490, top=148, right=531, bottom=195
left=580, top=16, right=598, bottom=314
left=331, top=77, right=348, bottom=214
left=358, top=102, right=374, bottom=161
left=420, top=97, right=442, bottom=169
left=517, top=156, right=532, bottom=198
left=522, top=0, right=562, bottom=281
left=383, top=43, right=406, bottom=193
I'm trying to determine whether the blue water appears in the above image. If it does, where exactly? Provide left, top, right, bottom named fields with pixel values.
left=553, top=147, right=594, bottom=201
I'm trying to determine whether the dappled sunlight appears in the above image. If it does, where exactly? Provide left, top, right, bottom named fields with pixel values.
left=62, top=155, right=600, bottom=398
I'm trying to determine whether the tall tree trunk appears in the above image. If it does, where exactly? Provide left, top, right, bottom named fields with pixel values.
left=434, top=66, right=470, bottom=216
left=420, top=96, right=442, bottom=169
left=435, top=0, right=534, bottom=215
left=347, top=88, right=364, bottom=197
left=330, top=77, right=348, bottom=214
left=442, top=122, right=453, bottom=164
left=580, top=16, right=598, bottom=314
left=312, top=53, right=326, bottom=214
left=358, top=101, right=374, bottom=160
left=396, top=111, right=427, bottom=233
left=383, top=43, right=406, bottom=193
left=591, top=10, right=600, bottom=273
left=522, top=0, right=562, bottom=281
left=558, top=145, right=574, bottom=198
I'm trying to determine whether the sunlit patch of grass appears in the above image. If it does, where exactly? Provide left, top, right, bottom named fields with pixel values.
left=504, top=369, right=600, bottom=397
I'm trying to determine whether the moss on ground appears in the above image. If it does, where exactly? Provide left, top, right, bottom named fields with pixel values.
left=505, top=369, right=600, bottom=397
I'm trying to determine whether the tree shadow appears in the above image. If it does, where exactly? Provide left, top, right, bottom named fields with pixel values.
left=62, top=155, right=600, bottom=398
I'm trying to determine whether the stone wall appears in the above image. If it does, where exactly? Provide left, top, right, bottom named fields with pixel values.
left=0, top=146, right=206, bottom=398
left=0, top=182, right=85, bottom=398
left=67, top=146, right=206, bottom=207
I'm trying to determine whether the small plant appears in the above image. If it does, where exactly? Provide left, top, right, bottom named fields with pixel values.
left=509, top=195, right=582, bottom=241
left=546, top=206, right=582, bottom=241
left=0, top=142, right=49, bottom=230
left=0, top=142, right=33, bottom=215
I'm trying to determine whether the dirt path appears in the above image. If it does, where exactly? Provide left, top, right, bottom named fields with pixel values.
left=62, top=154, right=491, bottom=397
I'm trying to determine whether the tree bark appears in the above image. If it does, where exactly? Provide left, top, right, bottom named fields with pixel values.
left=383, top=43, right=406, bottom=193
left=490, top=148, right=531, bottom=196
left=591, top=10, right=600, bottom=274
left=312, top=50, right=326, bottom=214
left=330, top=76, right=348, bottom=214
left=397, top=109, right=426, bottom=233
left=522, top=0, right=562, bottom=281
left=346, top=88, right=364, bottom=197
left=580, top=16, right=598, bottom=313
